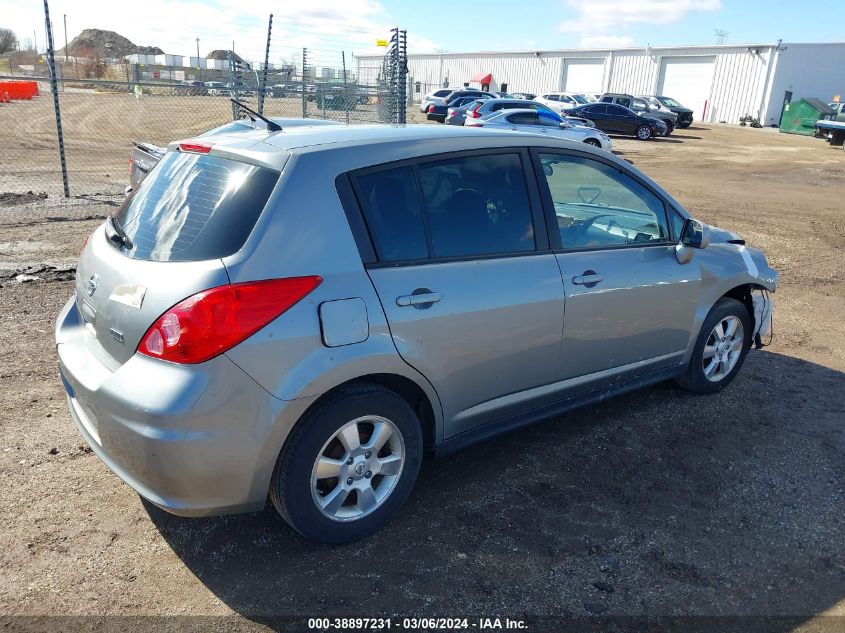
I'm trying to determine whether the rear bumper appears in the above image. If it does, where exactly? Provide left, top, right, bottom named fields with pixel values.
left=55, top=295, right=317, bottom=517
left=427, top=113, right=446, bottom=122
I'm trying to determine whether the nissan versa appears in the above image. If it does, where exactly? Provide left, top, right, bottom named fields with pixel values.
left=56, top=124, right=776, bottom=543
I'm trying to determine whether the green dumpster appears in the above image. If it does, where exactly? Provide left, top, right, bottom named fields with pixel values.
left=779, top=98, right=836, bottom=136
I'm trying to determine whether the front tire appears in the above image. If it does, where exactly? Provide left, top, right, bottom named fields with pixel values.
left=663, top=121, right=674, bottom=135
left=675, top=298, right=752, bottom=394
left=635, top=125, right=653, bottom=140
left=583, top=138, right=601, bottom=147
left=678, top=121, right=692, bottom=129
left=269, top=384, right=423, bottom=543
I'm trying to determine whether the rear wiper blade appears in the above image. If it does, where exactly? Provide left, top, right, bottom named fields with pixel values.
left=230, top=98, right=282, bottom=132
left=108, top=215, right=133, bottom=249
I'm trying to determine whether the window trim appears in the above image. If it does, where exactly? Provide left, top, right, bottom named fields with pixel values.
left=341, top=147, right=550, bottom=267
left=529, top=147, right=677, bottom=253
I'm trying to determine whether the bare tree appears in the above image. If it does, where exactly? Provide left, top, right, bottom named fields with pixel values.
left=0, top=27, right=18, bottom=54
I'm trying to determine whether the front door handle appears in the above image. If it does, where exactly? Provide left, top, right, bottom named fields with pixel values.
left=571, top=271, right=603, bottom=287
left=396, top=291, right=442, bottom=308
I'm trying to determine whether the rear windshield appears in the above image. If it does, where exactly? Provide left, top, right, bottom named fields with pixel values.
left=112, top=152, right=279, bottom=261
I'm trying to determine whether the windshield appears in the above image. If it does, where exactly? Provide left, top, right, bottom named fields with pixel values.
left=572, top=95, right=589, bottom=104
left=111, top=152, right=280, bottom=262
left=659, top=97, right=682, bottom=108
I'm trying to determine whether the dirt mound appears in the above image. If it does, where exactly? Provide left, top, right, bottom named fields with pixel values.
left=206, top=49, right=249, bottom=68
left=61, top=29, right=163, bottom=59
left=0, top=191, right=48, bottom=206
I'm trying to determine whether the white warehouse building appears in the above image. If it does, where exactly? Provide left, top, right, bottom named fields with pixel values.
left=357, top=42, right=845, bottom=125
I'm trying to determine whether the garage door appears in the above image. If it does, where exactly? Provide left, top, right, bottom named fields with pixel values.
left=563, top=59, right=605, bottom=93
left=658, top=56, right=715, bottom=122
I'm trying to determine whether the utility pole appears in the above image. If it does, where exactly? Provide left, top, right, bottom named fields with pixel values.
left=196, top=37, right=200, bottom=60
left=34, top=30, right=38, bottom=53
left=63, top=14, right=68, bottom=62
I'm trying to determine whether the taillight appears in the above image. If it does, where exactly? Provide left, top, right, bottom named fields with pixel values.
left=468, top=104, right=483, bottom=118
left=178, top=142, right=212, bottom=154
left=138, top=276, right=322, bottom=364
left=428, top=105, right=435, bottom=113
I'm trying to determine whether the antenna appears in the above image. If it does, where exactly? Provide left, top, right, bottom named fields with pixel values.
left=229, top=98, right=282, bottom=131
left=714, top=29, right=729, bottom=45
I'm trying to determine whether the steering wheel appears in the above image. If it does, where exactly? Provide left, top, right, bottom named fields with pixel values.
left=566, top=213, right=618, bottom=242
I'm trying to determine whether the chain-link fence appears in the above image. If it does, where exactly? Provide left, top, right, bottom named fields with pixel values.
left=0, top=29, right=408, bottom=198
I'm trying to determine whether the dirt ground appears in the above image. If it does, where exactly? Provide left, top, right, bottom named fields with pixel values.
left=0, top=124, right=843, bottom=631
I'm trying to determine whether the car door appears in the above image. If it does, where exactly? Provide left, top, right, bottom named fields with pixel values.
left=353, top=150, right=565, bottom=437
left=608, top=105, right=637, bottom=134
left=532, top=149, right=701, bottom=389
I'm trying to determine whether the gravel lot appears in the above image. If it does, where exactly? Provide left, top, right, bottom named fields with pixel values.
left=0, top=124, right=843, bottom=631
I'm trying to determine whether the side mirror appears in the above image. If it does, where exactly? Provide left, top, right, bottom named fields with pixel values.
left=681, top=218, right=710, bottom=248
left=676, top=218, right=710, bottom=263
left=542, top=163, right=554, bottom=176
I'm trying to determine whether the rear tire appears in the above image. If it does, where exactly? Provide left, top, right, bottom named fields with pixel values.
left=663, top=121, right=675, bottom=136
left=635, top=125, right=653, bottom=141
left=269, top=384, right=423, bottom=544
left=675, top=298, right=752, bottom=394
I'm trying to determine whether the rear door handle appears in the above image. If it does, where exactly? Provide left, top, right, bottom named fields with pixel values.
left=396, top=292, right=442, bottom=308
left=571, top=272, right=603, bottom=287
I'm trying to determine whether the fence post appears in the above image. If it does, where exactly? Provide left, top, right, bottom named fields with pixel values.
left=342, top=51, right=349, bottom=125
left=301, top=48, right=307, bottom=118
left=399, top=29, right=407, bottom=124
left=257, top=13, right=272, bottom=116
left=43, top=0, right=70, bottom=197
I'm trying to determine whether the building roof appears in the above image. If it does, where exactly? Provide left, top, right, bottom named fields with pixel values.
left=357, top=41, right=845, bottom=60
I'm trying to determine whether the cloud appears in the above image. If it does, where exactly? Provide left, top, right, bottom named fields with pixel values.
left=4, top=0, right=438, bottom=65
left=558, top=0, right=721, bottom=46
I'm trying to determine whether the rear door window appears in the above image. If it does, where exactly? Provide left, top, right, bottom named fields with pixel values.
left=354, top=166, right=428, bottom=262
left=112, top=152, right=280, bottom=262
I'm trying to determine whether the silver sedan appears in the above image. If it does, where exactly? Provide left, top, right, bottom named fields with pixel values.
left=467, top=108, right=613, bottom=151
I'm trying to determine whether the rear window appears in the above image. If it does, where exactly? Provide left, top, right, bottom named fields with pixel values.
left=112, top=152, right=279, bottom=261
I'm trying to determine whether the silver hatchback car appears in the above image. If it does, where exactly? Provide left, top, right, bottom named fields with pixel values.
left=56, top=125, right=776, bottom=543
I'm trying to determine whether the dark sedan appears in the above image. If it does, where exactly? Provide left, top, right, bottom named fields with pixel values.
left=568, top=103, right=666, bottom=140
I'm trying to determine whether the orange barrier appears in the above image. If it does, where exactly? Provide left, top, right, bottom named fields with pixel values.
left=0, top=81, right=39, bottom=100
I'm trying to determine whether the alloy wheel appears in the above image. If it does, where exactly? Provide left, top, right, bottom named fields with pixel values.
left=702, top=316, right=744, bottom=382
left=310, top=416, right=405, bottom=522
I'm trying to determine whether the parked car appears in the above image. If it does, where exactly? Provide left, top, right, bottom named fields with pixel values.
left=466, top=108, right=613, bottom=151
left=444, top=97, right=488, bottom=126
left=419, top=87, right=462, bottom=113
left=641, top=96, right=694, bottom=128
left=568, top=103, right=667, bottom=140
left=463, top=97, right=595, bottom=129
left=600, top=93, right=679, bottom=135
left=511, top=92, right=536, bottom=100
left=536, top=92, right=590, bottom=113
left=173, top=80, right=207, bottom=96
left=59, top=124, right=776, bottom=544
left=463, top=97, right=555, bottom=123
left=204, top=81, right=228, bottom=96
left=427, top=91, right=495, bottom=122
